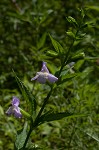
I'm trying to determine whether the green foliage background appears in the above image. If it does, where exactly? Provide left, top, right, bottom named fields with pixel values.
left=0, top=0, right=99, bottom=149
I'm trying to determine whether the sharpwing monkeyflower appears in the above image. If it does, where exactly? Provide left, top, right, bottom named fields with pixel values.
left=6, top=96, right=22, bottom=118
left=31, top=62, right=58, bottom=84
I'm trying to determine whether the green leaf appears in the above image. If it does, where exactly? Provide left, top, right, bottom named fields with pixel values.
left=62, top=73, right=77, bottom=79
left=71, top=52, right=85, bottom=60
left=80, top=8, right=85, bottom=19
left=15, top=122, right=27, bottom=150
left=47, top=50, right=58, bottom=57
left=86, top=132, right=99, bottom=142
left=12, top=70, right=36, bottom=118
left=38, top=112, right=85, bottom=124
left=74, top=60, right=84, bottom=70
left=66, top=16, right=78, bottom=26
left=57, top=73, right=77, bottom=85
left=78, top=127, right=99, bottom=143
left=49, top=34, right=64, bottom=53
left=88, top=6, right=99, bottom=12
left=37, top=32, right=47, bottom=49
left=85, top=56, right=99, bottom=60
left=66, top=31, right=75, bottom=38
left=59, top=68, right=70, bottom=76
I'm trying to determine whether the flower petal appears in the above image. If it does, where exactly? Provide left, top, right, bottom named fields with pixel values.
left=6, top=107, right=12, bottom=116
left=31, top=74, right=39, bottom=81
left=13, top=107, right=22, bottom=118
left=48, top=73, right=58, bottom=83
left=12, top=96, right=20, bottom=106
left=37, top=75, right=46, bottom=84
left=41, top=62, right=49, bottom=73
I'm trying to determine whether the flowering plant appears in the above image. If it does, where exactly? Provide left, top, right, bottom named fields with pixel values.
left=5, top=10, right=92, bottom=150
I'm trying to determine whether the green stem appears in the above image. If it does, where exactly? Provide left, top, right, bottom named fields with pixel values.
left=34, top=86, right=53, bottom=126
left=58, top=29, right=79, bottom=77
left=22, top=87, right=53, bottom=149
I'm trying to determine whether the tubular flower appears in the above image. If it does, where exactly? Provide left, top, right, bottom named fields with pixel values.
left=31, top=62, right=58, bottom=84
left=6, top=96, right=22, bottom=118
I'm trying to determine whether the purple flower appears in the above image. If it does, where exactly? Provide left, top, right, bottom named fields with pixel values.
left=31, top=62, right=58, bottom=84
left=6, top=96, right=22, bottom=118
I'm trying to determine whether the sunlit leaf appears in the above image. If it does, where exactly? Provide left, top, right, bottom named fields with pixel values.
left=66, top=31, right=75, bottom=38
left=47, top=50, right=58, bottom=57
left=66, top=16, right=78, bottom=27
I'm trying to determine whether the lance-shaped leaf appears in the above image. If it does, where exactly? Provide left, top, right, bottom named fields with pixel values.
left=37, top=32, right=47, bottom=49
left=66, top=16, right=78, bottom=27
left=77, top=127, right=99, bottom=143
left=49, top=34, right=64, bottom=53
left=66, top=31, right=75, bottom=39
left=13, top=70, right=36, bottom=118
left=15, top=122, right=27, bottom=150
left=57, top=73, right=78, bottom=85
left=38, top=112, right=85, bottom=125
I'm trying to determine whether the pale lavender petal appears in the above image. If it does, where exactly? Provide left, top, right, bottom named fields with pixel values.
left=41, top=62, right=49, bottom=73
left=12, top=96, right=20, bottom=106
left=13, top=107, right=22, bottom=118
left=31, top=75, right=39, bottom=81
left=37, top=76, right=46, bottom=84
left=68, top=62, right=75, bottom=67
left=6, top=107, right=12, bottom=116
left=48, top=73, right=58, bottom=83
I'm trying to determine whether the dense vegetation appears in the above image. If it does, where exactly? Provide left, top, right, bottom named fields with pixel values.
left=0, top=0, right=99, bottom=149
